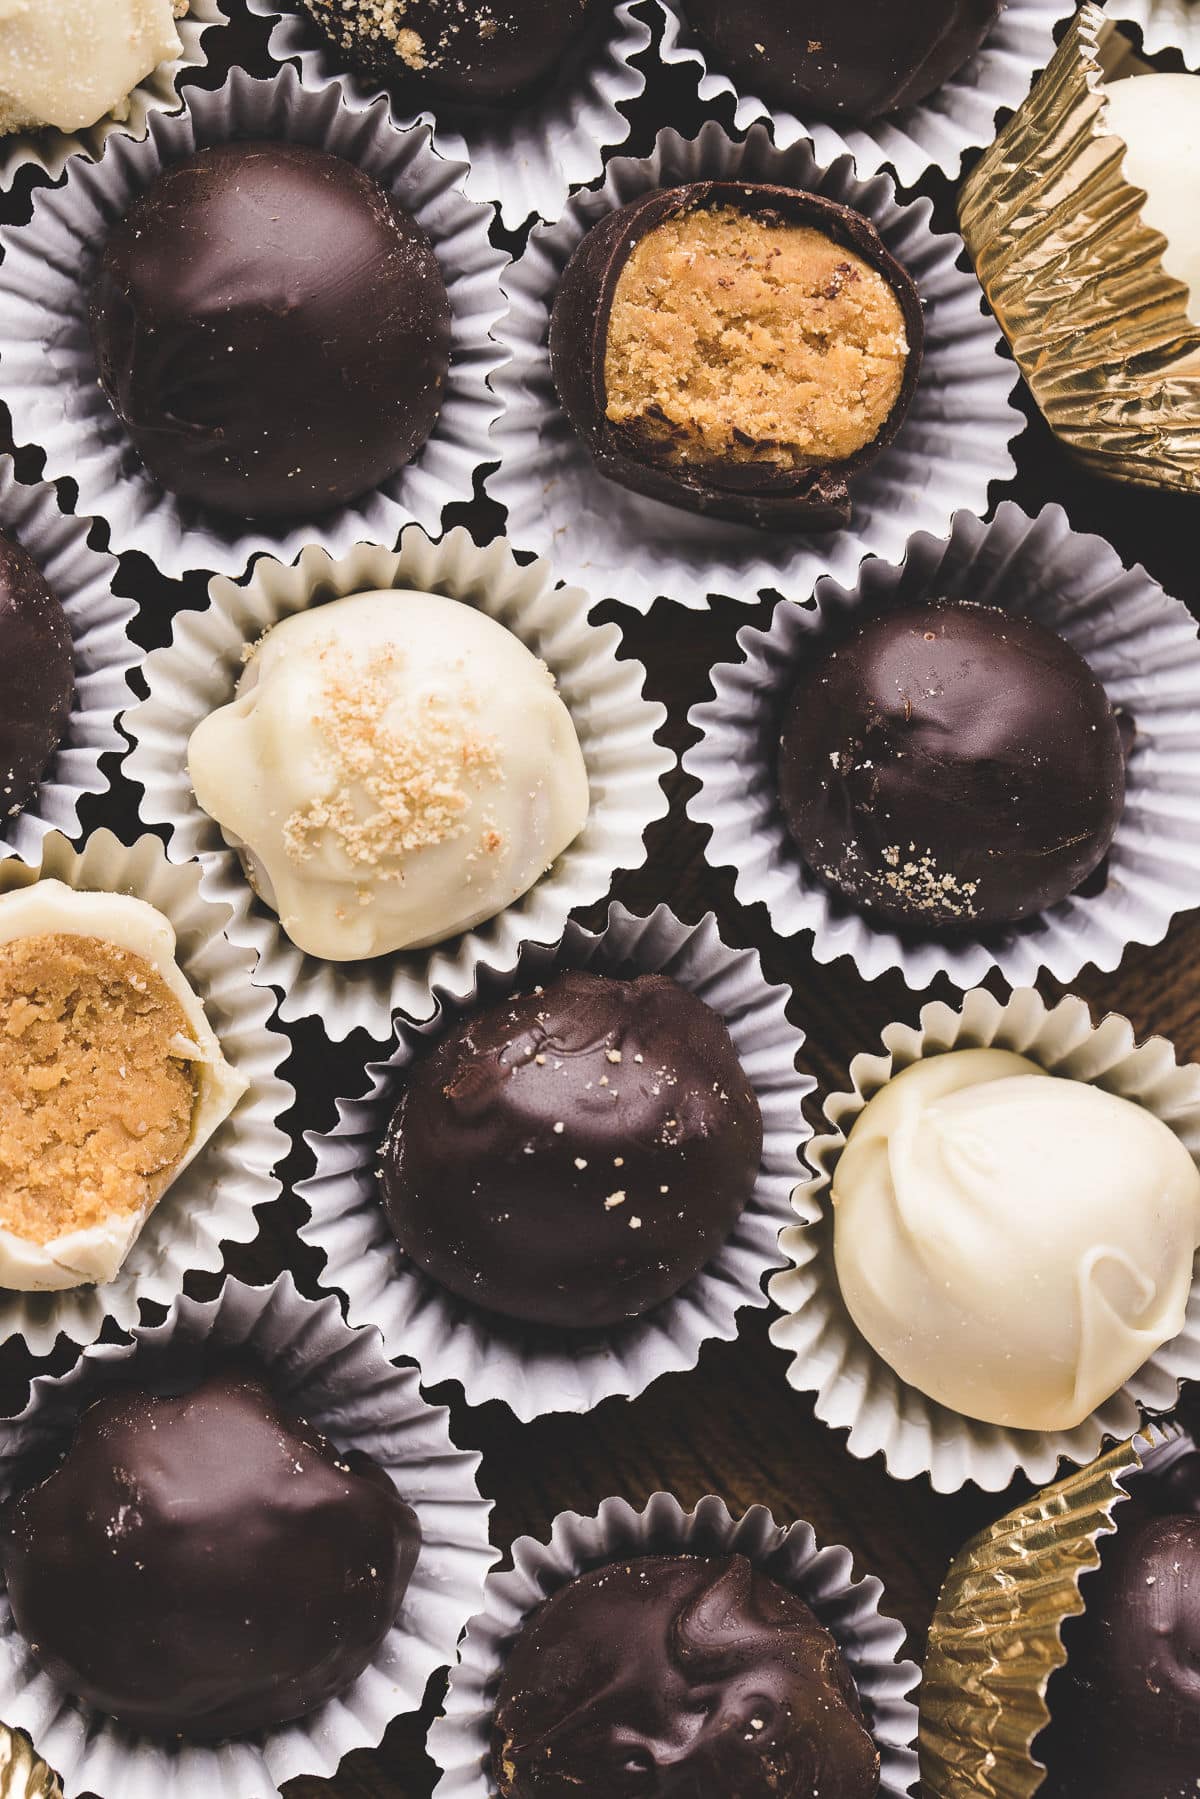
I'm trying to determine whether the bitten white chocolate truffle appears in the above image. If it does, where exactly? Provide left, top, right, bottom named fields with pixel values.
left=0, top=881, right=246, bottom=1292
left=0, top=0, right=185, bottom=137
left=187, top=590, right=591, bottom=962
left=832, top=1047, right=1200, bottom=1433
left=1106, top=72, right=1200, bottom=324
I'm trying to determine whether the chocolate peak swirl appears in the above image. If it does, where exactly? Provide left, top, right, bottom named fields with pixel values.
left=492, top=1554, right=881, bottom=1798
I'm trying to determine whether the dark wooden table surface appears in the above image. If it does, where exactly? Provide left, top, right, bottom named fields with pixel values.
left=3, top=3, right=1199, bottom=1794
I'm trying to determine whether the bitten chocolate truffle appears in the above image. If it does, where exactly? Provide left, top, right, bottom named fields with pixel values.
left=298, top=0, right=602, bottom=106
left=0, top=1367, right=420, bottom=1739
left=90, top=142, right=451, bottom=520
left=491, top=1555, right=881, bottom=1798
left=682, top=0, right=1003, bottom=121
left=379, top=970, right=764, bottom=1329
left=549, top=183, right=922, bottom=531
left=778, top=600, right=1127, bottom=931
left=1044, top=1463, right=1200, bottom=1798
left=0, top=532, right=72, bottom=819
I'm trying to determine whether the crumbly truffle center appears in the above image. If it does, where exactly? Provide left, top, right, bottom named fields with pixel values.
left=604, top=206, right=910, bottom=469
left=0, top=932, right=196, bottom=1245
left=281, top=641, right=508, bottom=879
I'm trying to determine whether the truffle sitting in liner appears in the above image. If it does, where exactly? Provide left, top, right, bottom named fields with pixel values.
left=0, top=1367, right=420, bottom=1739
left=549, top=183, right=923, bottom=530
left=0, top=530, right=73, bottom=820
left=777, top=600, right=1127, bottom=932
left=680, top=0, right=1003, bottom=122
left=0, top=0, right=186, bottom=137
left=297, top=0, right=605, bottom=107
left=89, top=141, right=451, bottom=520
left=380, top=969, right=763, bottom=1328
left=491, top=1554, right=881, bottom=1797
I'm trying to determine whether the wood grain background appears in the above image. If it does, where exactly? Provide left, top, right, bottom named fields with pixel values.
left=3, top=3, right=1199, bottom=1794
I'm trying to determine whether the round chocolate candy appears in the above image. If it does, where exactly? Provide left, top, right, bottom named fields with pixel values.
left=549, top=182, right=923, bottom=531
left=90, top=141, right=451, bottom=520
left=491, top=1554, right=881, bottom=1798
left=0, top=531, right=72, bottom=819
left=379, top=970, right=764, bottom=1330
left=298, top=0, right=604, bottom=106
left=0, top=1367, right=420, bottom=1739
left=682, top=0, right=1003, bottom=121
left=777, top=600, right=1127, bottom=932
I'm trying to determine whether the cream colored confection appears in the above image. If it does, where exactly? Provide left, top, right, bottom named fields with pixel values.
left=187, top=590, right=591, bottom=963
left=832, top=1047, right=1200, bottom=1433
left=1106, top=72, right=1200, bottom=324
left=0, top=881, right=245, bottom=1291
left=0, top=0, right=185, bottom=136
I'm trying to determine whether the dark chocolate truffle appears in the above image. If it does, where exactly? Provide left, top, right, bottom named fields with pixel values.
left=0, top=532, right=72, bottom=819
left=549, top=183, right=923, bottom=531
left=89, top=141, right=451, bottom=520
left=0, top=1367, right=420, bottom=1740
left=298, top=0, right=603, bottom=106
left=379, top=970, right=764, bottom=1329
left=491, top=1555, right=881, bottom=1798
left=683, top=0, right=1003, bottom=121
left=777, top=600, right=1127, bottom=932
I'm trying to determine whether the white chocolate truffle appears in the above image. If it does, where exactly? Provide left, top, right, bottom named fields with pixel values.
left=1106, top=72, right=1200, bottom=324
left=832, top=1047, right=1200, bottom=1432
left=0, top=0, right=185, bottom=137
left=0, top=881, right=246, bottom=1291
left=187, top=590, right=591, bottom=963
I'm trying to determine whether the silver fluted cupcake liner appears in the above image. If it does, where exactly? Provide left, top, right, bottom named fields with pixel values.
left=0, top=830, right=290, bottom=1359
left=0, top=1274, right=498, bottom=1799
left=489, top=120, right=1021, bottom=614
left=1109, top=0, right=1200, bottom=64
left=428, top=1491, right=920, bottom=1798
left=0, top=64, right=507, bottom=580
left=123, top=527, right=672, bottom=1041
left=654, top=0, right=1073, bottom=187
left=299, top=902, right=813, bottom=1420
left=0, top=459, right=133, bottom=864
left=683, top=501, right=1200, bottom=992
left=247, top=0, right=652, bottom=227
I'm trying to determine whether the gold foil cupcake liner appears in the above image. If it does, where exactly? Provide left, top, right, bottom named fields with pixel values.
left=0, top=1729, right=59, bottom=1799
left=768, top=987, right=1200, bottom=1493
left=920, top=1436, right=1153, bottom=1798
left=959, top=4, right=1200, bottom=494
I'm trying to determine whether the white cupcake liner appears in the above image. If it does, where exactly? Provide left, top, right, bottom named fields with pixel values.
left=247, top=0, right=651, bottom=229
left=654, top=0, right=1073, bottom=188
left=428, top=1491, right=920, bottom=1798
left=0, top=1, right=225, bottom=193
left=0, top=64, right=507, bottom=582
left=683, top=501, right=1200, bottom=993
left=298, top=902, right=814, bottom=1421
left=0, top=829, right=290, bottom=1359
left=124, top=527, right=672, bottom=1041
left=0, top=458, right=133, bottom=864
left=768, top=986, right=1200, bottom=1495
left=488, top=120, right=1020, bottom=614
left=0, top=1273, right=499, bottom=1799
left=1109, top=0, right=1200, bottom=65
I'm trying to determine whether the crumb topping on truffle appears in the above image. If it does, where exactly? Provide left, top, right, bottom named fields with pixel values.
left=282, top=641, right=506, bottom=876
left=604, top=205, right=910, bottom=470
left=0, top=932, right=196, bottom=1246
left=300, top=0, right=499, bottom=74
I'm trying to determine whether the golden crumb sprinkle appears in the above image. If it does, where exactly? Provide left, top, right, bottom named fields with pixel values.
left=605, top=205, right=910, bottom=470
left=283, top=642, right=503, bottom=875
left=0, top=933, right=196, bottom=1246
left=300, top=0, right=503, bottom=74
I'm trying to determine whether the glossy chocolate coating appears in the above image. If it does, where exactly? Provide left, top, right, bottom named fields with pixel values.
left=683, top=0, right=1003, bottom=121
left=0, top=1367, right=420, bottom=1740
left=90, top=142, right=451, bottom=520
left=777, top=600, right=1127, bottom=932
left=0, top=532, right=72, bottom=819
left=379, top=970, right=764, bottom=1330
left=548, top=182, right=923, bottom=531
left=300, top=0, right=604, bottom=107
left=491, top=1554, right=881, bottom=1798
